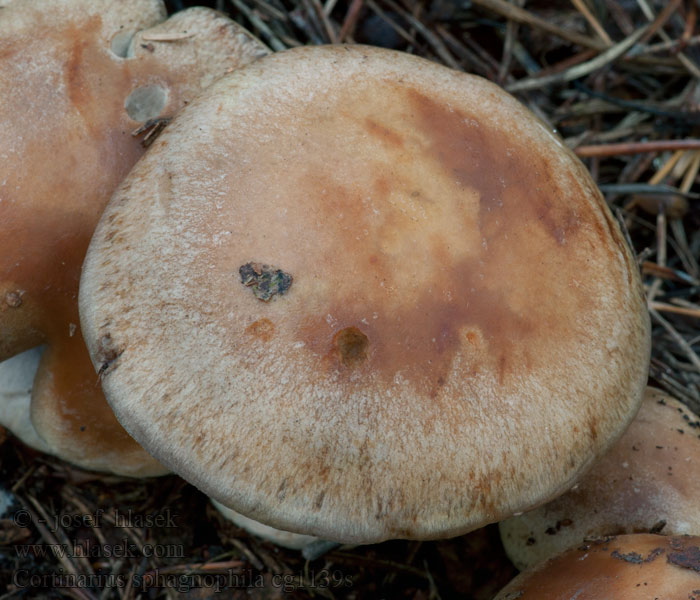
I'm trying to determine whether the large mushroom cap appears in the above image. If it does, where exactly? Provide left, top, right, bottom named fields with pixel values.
left=0, top=0, right=268, bottom=476
left=80, top=45, right=650, bottom=543
left=494, top=534, right=700, bottom=599
left=500, top=387, right=700, bottom=570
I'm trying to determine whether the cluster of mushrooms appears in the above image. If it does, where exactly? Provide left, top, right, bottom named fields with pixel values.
left=1, top=0, right=699, bottom=596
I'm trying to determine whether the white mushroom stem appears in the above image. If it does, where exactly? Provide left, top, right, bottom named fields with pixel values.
left=0, top=347, right=52, bottom=454
left=211, top=498, right=320, bottom=551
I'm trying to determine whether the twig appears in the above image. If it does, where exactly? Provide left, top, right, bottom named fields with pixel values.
left=614, top=207, right=636, bottom=259
left=304, top=0, right=337, bottom=43
left=141, top=559, right=245, bottom=577
left=61, top=488, right=115, bottom=576
left=99, top=559, right=123, bottom=600
left=330, top=551, right=436, bottom=579
left=470, top=0, right=606, bottom=50
left=10, top=464, right=37, bottom=493
left=571, top=82, right=700, bottom=125
left=651, top=302, right=700, bottom=318
left=536, top=48, right=597, bottom=78
left=682, top=1, right=697, bottom=48
left=229, top=0, right=287, bottom=51
left=506, top=25, right=650, bottom=92
left=647, top=208, right=667, bottom=302
left=383, top=541, right=423, bottom=586
left=575, top=139, right=700, bottom=157
left=437, top=25, right=496, bottom=76
left=604, top=0, right=635, bottom=35
left=680, top=150, right=700, bottom=193
left=636, top=0, right=683, bottom=46
left=250, top=0, right=289, bottom=21
left=365, top=0, right=418, bottom=47
left=650, top=359, right=700, bottom=408
left=323, top=0, right=339, bottom=16
left=631, top=34, right=700, bottom=57
left=635, top=0, right=700, bottom=78
left=228, top=537, right=264, bottom=570
left=381, top=0, right=461, bottom=69
left=570, top=0, right=612, bottom=46
left=498, top=0, right=524, bottom=82
left=670, top=218, right=700, bottom=279
left=338, top=0, right=363, bottom=41
left=424, top=558, right=443, bottom=600
left=649, top=150, right=686, bottom=185
left=21, top=496, right=97, bottom=600
left=600, top=183, right=699, bottom=200
left=642, top=261, right=700, bottom=285
left=649, top=308, right=700, bottom=372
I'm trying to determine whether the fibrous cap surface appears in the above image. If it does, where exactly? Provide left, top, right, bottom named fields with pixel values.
left=81, top=45, right=650, bottom=542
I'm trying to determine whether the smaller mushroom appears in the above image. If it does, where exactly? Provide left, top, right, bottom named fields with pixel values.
left=500, top=387, right=700, bottom=570
left=494, top=534, right=700, bottom=599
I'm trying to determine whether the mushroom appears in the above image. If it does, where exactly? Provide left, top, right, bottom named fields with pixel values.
left=494, top=534, right=700, bottom=599
left=79, top=45, right=650, bottom=543
left=500, top=387, right=700, bottom=570
left=0, top=0, right=268, bottom=476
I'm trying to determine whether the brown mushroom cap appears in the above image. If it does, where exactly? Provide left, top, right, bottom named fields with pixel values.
left=80, top=45, right=650, bottom=542
left=494, top=534, right=700, bottom=599
left=500, top=387, right=700, bottom=570
left=0, top=0, right=268, bottom=476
